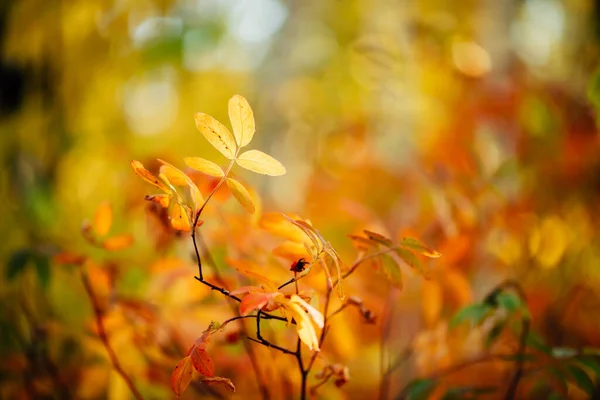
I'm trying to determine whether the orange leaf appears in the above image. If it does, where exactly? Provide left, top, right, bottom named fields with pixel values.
left=171, top=356, right=194, bottom=397
left=240, top=292, right=271, bottom=316
left=130, top=160, right=172, bottom=194
left=93, top=202, right=112, bottom=237
left=170, top=203, right=191, bottom=232
left=259, top=213, right=306, bottom=242
left=54, top=252, right=87, bottom=266
left=190, top=347, right=214, bottom=377
left=102, top=234, right=134, bottom=251
left=145, top=194, right=170, bottom=208
left=226, top=178, right=255, bottom=214
left=200, top=376, right=236, bottom=392
left=422, top=280, right=443, bottom=328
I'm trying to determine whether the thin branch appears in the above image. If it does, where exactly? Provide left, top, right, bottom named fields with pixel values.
left=80, top=268, right=143, bottom=400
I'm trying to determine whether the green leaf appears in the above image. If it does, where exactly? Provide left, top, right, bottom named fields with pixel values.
left=567, top=364, right=595, bottom=396
left=496, top=292, right=521, bottom=313
left=6, top=249, right=31, bottom=280
left=33, top=254, right=50, bottom=288
left=450, top=303, right=492, bottom=329
left=526, top=332, right=552, bottom=354
left=577, top=355, right=600, bottom=380
left=400, top=237, right=441, bottom=258
left=485, top=322, right=505, bottom=348
left=441, top=386, right=497, bottom=400
left=403, top=379, right=437, bottom=400
left=381, top=254, right=403, bottom=289
left=394, top=248, right=425, bottom=275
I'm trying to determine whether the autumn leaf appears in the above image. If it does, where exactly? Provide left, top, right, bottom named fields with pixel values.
left=184, top=157, right=224, bottom=177
left=171, top=356, right=194, bottom=397
left=194, top=112, right=236, bottom=159
left=228, top=94, right=255, bottom=147
left=190, top=346, right=215, bottom=377
left=285, top=301, right=321, bottom=351
left=158, top=159, right=204, bottom=214
left=236, top=150, right=286, bottom=176
left=170, top=203, right=191, bottom=232
left=145, top=194, right=170, bottom=208
left=240, top=292, right=271, bottom=316
left=395, top=248, right=425, bottom=275
left=363, top=230, right=394, bottom=247
left=130, top=160, right=172, bottom=194
left=226, top=178, right=255, bottom=213
left=92, top=202, right=112, bottom=237
left=200, top=376, right=236, bottom=392
left=400, top=237, right=442, bottom=258
left=290, top=294, right=324, bottom=328
left=102, top=234, right=134, bottom=251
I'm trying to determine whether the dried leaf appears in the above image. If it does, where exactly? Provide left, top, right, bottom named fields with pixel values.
left=184, top=157, right=224, bottom=177
left=201, top=376, right=236, bottom=392
left=236, top=150, right=286, bottom=176
left=102, top=234, right=134, bottom=251
left=194, top=112, right=236, bottom=159
left=191, top=347, right=215, bottom=377
left=400, top=237, right=441, bottom=258
left=93, top=202, right=112, bottom=237
left=226, top=178, right=255, bottom=213
left=228, top=94, right=255, bottom=147
left=171, top=356, right=194, bottom=397
left=130, top=160, right=172, bottom=194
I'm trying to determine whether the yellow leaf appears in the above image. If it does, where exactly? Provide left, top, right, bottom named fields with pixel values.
left=285, top=302, right=320, bottom=351
left=226, top=178, right=255, bottom=214
left=421, top=280, right=443, bottom=328
left=235, top=150, right=286, bottom=176
left=228, top=94, right=255, bottom=147
left=171, top=356, right=194, bottom=397
left=194, top=113, right=236, bottom=159
left=290, top=294, right=324, bottom=328
left=184, top=157, right=224, bottom=177
left=158, top=159, right=204, bottom=214
left=102, top=234, right=134, bottom=251
left=259, top=213, right=307, bottom=242
left=93, top=202, right=112, bottom=237
left=130, top=160, right=172, bottom=194
left=171, top=203, right=191, bottom=232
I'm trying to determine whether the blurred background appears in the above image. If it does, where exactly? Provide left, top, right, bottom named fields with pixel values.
left=2, top=0, right=600, bottom=398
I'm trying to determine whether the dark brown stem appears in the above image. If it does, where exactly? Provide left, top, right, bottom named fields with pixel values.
left=80, top=268, right=143, bottom=400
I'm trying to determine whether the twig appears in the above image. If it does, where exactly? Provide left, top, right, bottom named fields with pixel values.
left=80, top=268, right=143, bottom=400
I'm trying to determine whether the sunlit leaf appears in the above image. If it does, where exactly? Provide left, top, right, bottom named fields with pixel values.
left=400, top=237, right=441, bottom=258
left=170, top=203, right=191, bottom=231
left=226, top=178, right=255, bottom=213
left=259, top=213, right=307, bottom=242
left=285, top=302, right=320, bottom=351
left=158, top=159, right=204, bottom=213
left=194, top=112, right=236, bottom=159
left=282, top=215, right=322, bottom=251
left=171, top=356, right=194, bottom=397
left=102, top=234, right=134, bottom=251
left=145, top=194, right=170, bottom=208
left=200, top=376, right=236, bottom=392
left=235, top=150, right=286, bottom=176
left=240, top=292, right=271, bottom=316
left=93, top=202, right=112, bottom=237
left=272, top=240, right=310, bottom=260
left=324, top=247, right=344, bottom=299
left=184, top=157, right=224, bottom=177
left=130, top=160, right=172, bottom=194
left=290, top=294, right=324, bottom=328
left=228, top=94, right=255, bottom=147
left=191, top=347, right=215, bottom=377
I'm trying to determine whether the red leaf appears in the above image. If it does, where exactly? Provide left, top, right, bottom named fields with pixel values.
left=240, top=292, right=270, bottom=316
left=171, top=356, right=194, bottom=397
left=191, top=347, right=214, bottom=377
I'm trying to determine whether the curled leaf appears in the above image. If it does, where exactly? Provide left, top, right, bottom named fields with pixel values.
left=236, top=150, right=286, bottom=176
left=158, top=159, right=204, bottom=214
left=93, top=202, right=112, bottom=237
left=201, top=376, right=236, bottom=392
left=226, top=178, right=255, bottom=214
left=130, top=160, right=172, bottom=194
left=184, top=157, right=224, bottom=177
left=194, top=113, right=236, bottom=159
left=171, top=356, right=194, bottom=397
left=145, top=194, right=170, bottom=208
left=228, top=94, right=255, bottom=147
left=363, top=230, right=393, bottom=247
